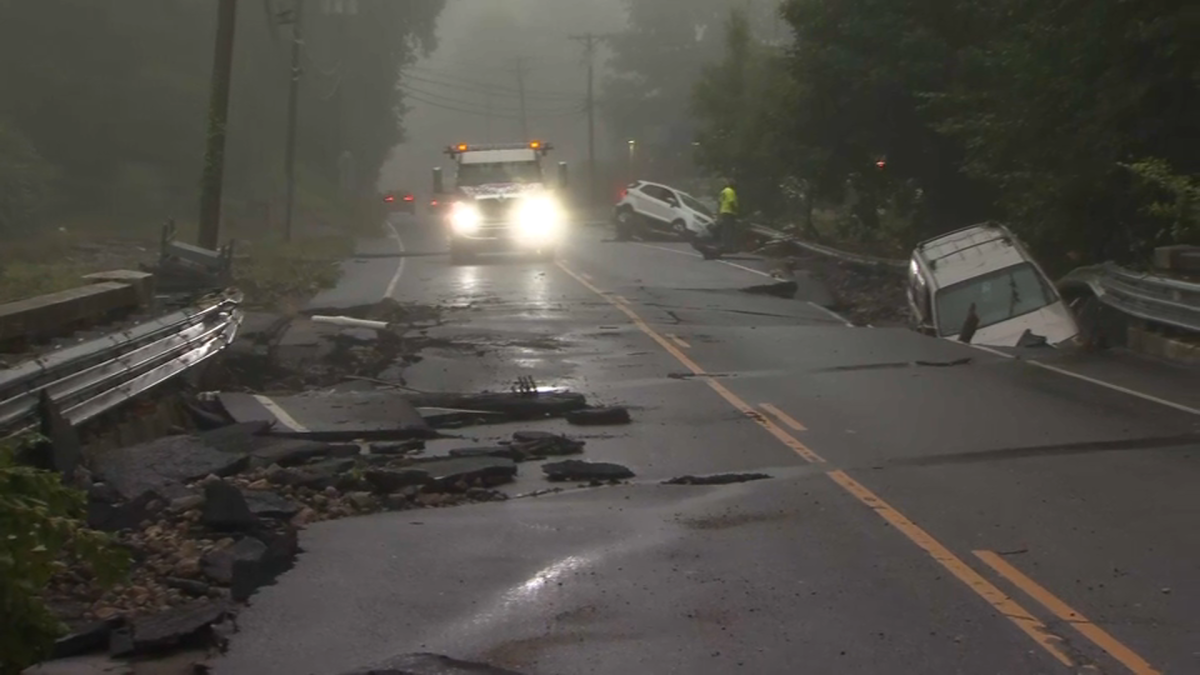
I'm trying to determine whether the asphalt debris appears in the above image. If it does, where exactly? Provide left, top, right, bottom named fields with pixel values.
left=739, top=280, right=799, bottom=299
left=663, top=472, right=772, bottom=485
left=565, top=406, right=632, bottom=426
left=542, top=460, right=635, bottom=482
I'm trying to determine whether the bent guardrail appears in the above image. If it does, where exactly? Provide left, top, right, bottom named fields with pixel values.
left=748, top=223, right=908, bottom=270
left=1059, top=263, right=1200, bottom=334
left=0, top=290, right=243, bottom=437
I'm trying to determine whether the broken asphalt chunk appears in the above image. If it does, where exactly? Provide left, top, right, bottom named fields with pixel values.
left=337, top=652, right=526, bottom=675
left=216, top=391, right=433, bottom=441
left=201, top=481, right=257, bottom=531
left=201, top=538, right=267, bottom=585
left=412, top=457, right=518, bottom=490
left=51, top=617, right=125, bottom=659
left=364, top=467, right=432, bottom=493
left=91, top=435, right=249, bottom=503
left=542, top=460, right=634, bottom=482
left=510, top=431, right=585, bottom=457
left=242, top=490, right=302, bottom=520
left=739, top=280, right=798, bottom=298
left=108, top=600, right=232, bottom=657
left=411, top=391, right=587, bottom=421
left=448, top=446, right=527, bottom=461
left=248, top=438, right=336, bottom=468
left=565, top=406, right=632, bottom=426
left=663, top=473, right=772, bottom=485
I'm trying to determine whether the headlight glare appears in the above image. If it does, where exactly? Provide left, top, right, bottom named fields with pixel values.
left=516, top=197, right=563, bottom=238
left=449, top=202, right=481, bottom=234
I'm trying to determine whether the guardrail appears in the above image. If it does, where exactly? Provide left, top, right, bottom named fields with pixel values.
left=1059, top=263, right=1200, bottom=334
left=748, top=223, right=908, bottom=270
left=0, top=290, right=243, bottom=437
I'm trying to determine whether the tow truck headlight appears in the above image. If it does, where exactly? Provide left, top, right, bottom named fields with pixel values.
left=515, top=196, right=563, bottom=240
left=449, top=202, right=482, bottom=234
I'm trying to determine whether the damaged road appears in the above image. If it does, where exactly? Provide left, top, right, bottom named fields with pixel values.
left=32, top=221, right=1200, bottom=675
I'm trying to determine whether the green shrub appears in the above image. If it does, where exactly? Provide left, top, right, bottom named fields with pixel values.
left=0, top=437, right=128, bottom=675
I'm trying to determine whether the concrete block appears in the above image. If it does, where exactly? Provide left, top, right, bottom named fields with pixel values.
left=0, top=282, right=139, bottom=343
left=1127, top=323, right=1200, bottom=366
left=1153, top=245, right=1200, bottom=274
left=82, top=269, right=155, bottom=308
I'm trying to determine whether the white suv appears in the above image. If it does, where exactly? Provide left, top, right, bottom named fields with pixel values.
left=613, top=180, right=717, bottom=241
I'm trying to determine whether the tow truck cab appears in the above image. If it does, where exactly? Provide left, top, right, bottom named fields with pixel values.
left=433, top=141, right=569, bottom=263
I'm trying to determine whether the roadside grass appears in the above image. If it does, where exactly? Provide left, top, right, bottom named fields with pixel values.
left=0, top=195, right=373, bottom=307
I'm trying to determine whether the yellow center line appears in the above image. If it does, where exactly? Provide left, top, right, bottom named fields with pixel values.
left=828, top=472, right=1075, bottom=666
left=975, top=551, right=1162, bottom=675
left=760, top=402, right=807, bottom=431
left=557, top=261, right=824, bottom=464
left=666, top=333, right=691, bottom=349
left=554, top=260, right=1109, bottom=668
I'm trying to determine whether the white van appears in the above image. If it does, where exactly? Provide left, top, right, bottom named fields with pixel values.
left=906, top=224, right=1080, bottom=347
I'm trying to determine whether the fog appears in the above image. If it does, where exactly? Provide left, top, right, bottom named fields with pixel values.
left=379, top=0, right=627, bottom=196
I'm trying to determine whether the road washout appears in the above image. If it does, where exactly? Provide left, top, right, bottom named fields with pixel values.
left=26, top=298, right=647, bottom=674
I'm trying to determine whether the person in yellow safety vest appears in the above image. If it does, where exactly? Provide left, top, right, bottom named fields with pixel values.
left=717, top=177, right=740, bottom=252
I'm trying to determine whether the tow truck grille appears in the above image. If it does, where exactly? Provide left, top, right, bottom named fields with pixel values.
left=477, top=199, right=513, bottom=221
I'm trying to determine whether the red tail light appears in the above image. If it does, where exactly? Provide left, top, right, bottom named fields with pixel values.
left=403, top=195, right=414, bottom=202
left=384, top=195, right=395, bottom=202
left=430, top=199, right=439, bottom=206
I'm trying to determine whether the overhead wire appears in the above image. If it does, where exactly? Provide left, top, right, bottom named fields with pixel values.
left=401, top=90, right=585, bottom=119
left=398, top=81, right=582, bottom=116
left=404, top=66, right=581, bottom=101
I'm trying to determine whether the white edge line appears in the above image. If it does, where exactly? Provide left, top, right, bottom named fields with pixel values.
left=1028, top=360, right=1200, bottom=416
left=962, top=342, right=1199, bottom=416
left=806, top=301, right=854, bottom=327
left=383, top=219, right=407, bottom=299
left=252, top=394, right=310, bottom=433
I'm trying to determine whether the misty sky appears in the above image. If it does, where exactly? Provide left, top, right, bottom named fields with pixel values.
left=379, top=0, right=627, bottom=194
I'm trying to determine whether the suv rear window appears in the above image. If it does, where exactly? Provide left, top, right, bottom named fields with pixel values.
left=935, top=262, right=1056, bottom=336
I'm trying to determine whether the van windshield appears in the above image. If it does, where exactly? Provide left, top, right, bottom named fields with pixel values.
left=935, top=262, right=1056, bottom=336
left=457, top=161, right=542, bottom=187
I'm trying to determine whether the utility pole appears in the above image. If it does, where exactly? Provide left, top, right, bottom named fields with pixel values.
left=514, top=56, right=529, bottom=139
left=281, top=0, right=305, bottom=243
left=569, top=33, right=611, bottom=209
left=485, top=92, right=493, bottom=142
left=198, top=0, right=238, bottom=250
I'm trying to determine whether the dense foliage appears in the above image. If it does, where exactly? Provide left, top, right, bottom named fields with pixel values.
left=602, top=0, right=779, bottom=181
left=0, top=0, right=444, bottom=236
left=687, top=0, right=1200, bottom=268
left=0, top=438, right=129, bottom=674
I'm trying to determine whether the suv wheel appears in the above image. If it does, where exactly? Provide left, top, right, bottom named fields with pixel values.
left=615, top=208, right=635, bottom=241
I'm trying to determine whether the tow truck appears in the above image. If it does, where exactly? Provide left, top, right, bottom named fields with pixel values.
left=432, top=141, right=569, bottom=264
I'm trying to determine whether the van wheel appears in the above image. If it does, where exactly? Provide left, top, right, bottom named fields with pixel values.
left=670, top=219, right=688, bottom=237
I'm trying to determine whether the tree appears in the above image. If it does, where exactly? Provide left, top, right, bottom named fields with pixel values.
left=0, top=0, right=445, bottom=234
left=603, top=0, right=778, bottom=179
left=0, top=438, right=128, bottom=674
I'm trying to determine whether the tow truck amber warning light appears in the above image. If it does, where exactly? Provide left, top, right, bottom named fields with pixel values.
left=530, top=140, right=541, bottom=149
left=457, top=143, right=468, bottom=152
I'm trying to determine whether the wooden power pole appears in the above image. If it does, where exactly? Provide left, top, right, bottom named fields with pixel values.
left=515, top=56, right=529, bottom=139
left=198, top=0, right=238, bottom=250
left=569, top=33, right=612, bottom=209
left=282, top=0, right=305, bottom=243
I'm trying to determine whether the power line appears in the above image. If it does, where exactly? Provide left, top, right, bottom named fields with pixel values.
left=401, top=90, right=584, bottom=119
left=404, top=66, right=579, bottom=100
left=399, top=82, right=581, bottom=116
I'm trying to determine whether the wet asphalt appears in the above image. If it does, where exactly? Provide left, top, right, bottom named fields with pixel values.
left=214, top=214, right=1200, bottom=675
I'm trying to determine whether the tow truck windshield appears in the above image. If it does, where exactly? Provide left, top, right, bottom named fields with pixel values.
left=934, top=262, right=1055, bottom=336
left=457, top=161, right=543, bottom=187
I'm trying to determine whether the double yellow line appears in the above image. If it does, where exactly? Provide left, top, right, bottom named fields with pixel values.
left=556, top=261, right=1160, bottom=675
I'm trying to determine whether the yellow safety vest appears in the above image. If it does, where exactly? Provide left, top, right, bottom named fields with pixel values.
left=719, top=186, right=739, bottom=215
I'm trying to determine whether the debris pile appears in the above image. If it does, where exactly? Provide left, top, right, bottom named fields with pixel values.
left=750, top=240, right=908, bottom=326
